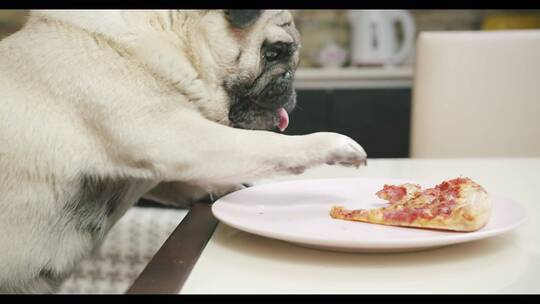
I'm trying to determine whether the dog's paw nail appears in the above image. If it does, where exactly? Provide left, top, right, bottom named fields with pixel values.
left=289, top=166, right=306, bottom=175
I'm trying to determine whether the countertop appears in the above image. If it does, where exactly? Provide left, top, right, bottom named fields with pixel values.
left=181, top=158, right=539, bottom=294
left=294, top=66, right=414, bottom=90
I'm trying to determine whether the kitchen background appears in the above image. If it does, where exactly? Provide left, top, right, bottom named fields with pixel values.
left=1, top=10, right=540, bottom=158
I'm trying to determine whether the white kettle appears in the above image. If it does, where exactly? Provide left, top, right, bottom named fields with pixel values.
left=348, top=10, right=416, bottom=66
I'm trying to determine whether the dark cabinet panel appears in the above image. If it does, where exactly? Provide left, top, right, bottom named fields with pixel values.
left=285, top=90, right=332, bottom=135
left=286, top=88, right=411, bottom=158
left=331, top=89, right=411, bottom=158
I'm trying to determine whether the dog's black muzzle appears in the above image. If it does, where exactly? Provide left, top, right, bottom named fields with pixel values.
left=254, top=70, right=295, bottom=110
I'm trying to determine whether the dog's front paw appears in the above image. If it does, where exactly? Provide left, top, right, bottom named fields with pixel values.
left=273, top=132, right=367, bottom=176
left=308, top=132, right=367, bottom=168
left=318, top=133, right=367, bottom=168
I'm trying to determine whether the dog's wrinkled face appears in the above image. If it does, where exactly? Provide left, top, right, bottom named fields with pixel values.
left=214, top=10, right=301, bottom=131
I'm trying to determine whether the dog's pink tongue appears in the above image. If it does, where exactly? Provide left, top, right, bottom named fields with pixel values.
left=277, top=108, right=289, bottom=132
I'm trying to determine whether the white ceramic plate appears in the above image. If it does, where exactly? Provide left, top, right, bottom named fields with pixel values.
left=212, top=177, right=528, bottom=253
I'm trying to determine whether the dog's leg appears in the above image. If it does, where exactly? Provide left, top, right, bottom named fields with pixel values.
left=121, top=110, right=367, bottom=185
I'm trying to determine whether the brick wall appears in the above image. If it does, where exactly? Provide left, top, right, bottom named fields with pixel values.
left=1, top=10, right=539, bottom=67
left=293, top=9, right=540, bottom=67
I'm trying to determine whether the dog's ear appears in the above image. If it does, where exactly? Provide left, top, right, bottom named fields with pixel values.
left=225, top=10, right=263, bottom=29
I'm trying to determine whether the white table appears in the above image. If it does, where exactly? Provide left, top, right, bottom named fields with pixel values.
left=181, top=158, right=540, bottom=294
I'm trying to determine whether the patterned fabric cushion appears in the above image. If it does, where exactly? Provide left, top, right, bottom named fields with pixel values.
left=57, top=206, right=188, bottom=294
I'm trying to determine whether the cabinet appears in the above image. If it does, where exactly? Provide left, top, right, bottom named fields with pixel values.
left=285, top=88, right=412, bottom=158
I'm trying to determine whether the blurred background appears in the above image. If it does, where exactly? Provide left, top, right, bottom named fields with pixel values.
left=2, top=9, right=540, bottom=158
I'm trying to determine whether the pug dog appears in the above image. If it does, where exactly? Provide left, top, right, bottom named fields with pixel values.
left=0, top=10, right=367, bottom=293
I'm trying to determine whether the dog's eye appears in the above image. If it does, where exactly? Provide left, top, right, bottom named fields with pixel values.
left=264, top=49, right=281, bottom=61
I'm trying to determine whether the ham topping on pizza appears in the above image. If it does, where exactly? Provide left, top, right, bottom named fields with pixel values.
left=376, top=185, right=407, bottom=204
left=376, top=178, right=474, bottom=223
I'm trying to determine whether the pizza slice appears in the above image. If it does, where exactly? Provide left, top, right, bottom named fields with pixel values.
left=330, top=177, right=491, bottom=232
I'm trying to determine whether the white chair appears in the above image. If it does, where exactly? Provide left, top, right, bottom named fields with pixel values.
left=411, top=30, right=540, bottom=158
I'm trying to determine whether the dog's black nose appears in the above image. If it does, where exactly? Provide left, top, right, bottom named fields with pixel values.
left=282, top=70, right=292, bottom=80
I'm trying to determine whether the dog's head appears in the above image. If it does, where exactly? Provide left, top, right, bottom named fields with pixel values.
left=30, top=10, right=301, bottom=131
left=223, top=10, right=300, bottom=132
left=188, top=10, right=301, bottom=132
